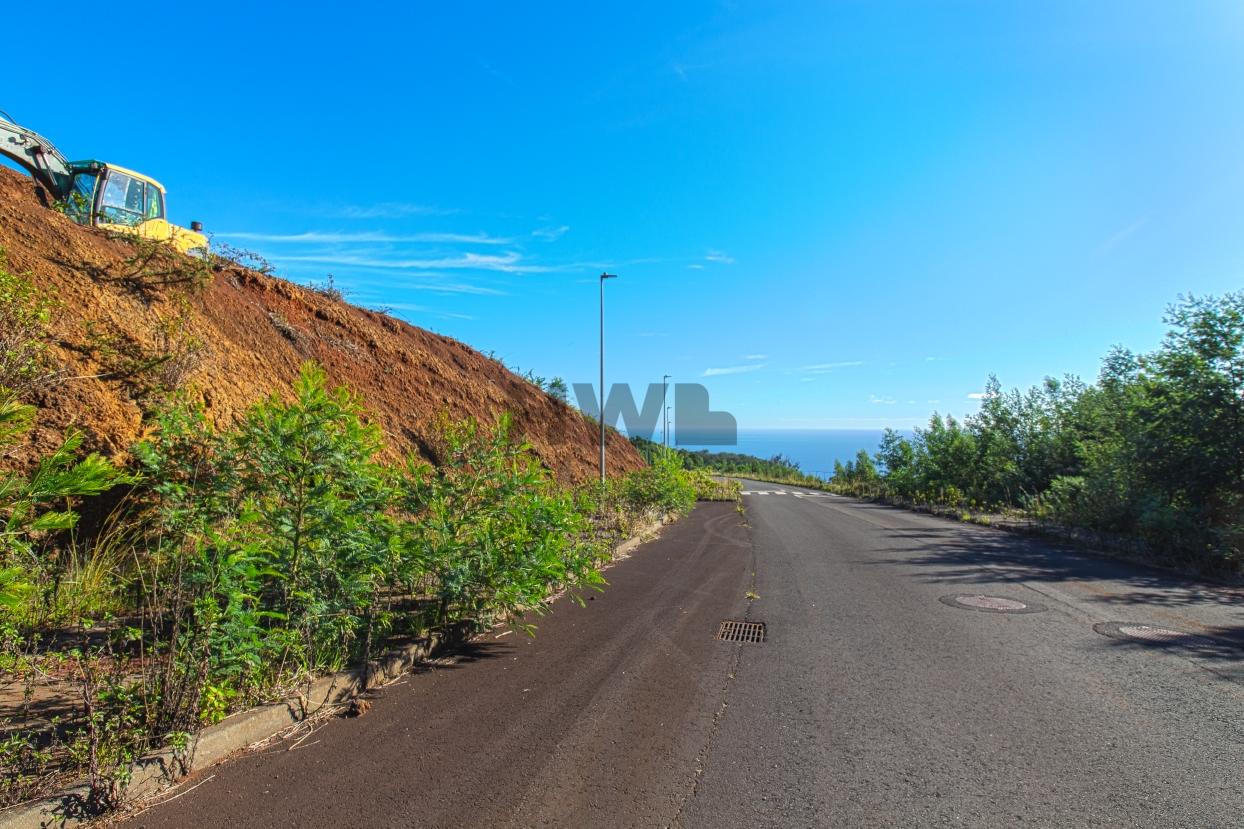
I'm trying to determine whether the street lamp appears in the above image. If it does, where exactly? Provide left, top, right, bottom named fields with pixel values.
left=662, top=374, right=671, bottom=448
left=599, top=272, right=618, bottom=483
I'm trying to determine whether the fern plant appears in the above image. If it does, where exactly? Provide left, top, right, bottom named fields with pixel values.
left=0, top=390, right=136, bottom=622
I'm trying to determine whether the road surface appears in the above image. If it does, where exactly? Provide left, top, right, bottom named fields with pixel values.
left=123, top=483, right=1244, bottom=828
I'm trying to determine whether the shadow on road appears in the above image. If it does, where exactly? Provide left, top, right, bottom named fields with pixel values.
left=866, top=515, right=1244, bottom=660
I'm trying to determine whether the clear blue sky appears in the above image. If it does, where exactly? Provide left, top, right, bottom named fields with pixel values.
left=6, top=2, right=1244, bottom=429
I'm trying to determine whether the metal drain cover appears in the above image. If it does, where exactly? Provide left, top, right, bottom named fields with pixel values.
left=1094, top=622, right=1218, bottom=648
left=717, top=620, right=766, bottom=643
left=939, top=594, right=1046, bottom=614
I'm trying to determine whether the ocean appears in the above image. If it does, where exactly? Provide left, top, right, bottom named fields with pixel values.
left=675, top=429, right=894, bottom=480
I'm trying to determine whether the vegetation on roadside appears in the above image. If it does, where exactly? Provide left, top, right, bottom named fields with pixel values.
left=0, top=246, right=704, bottom=812
left=831, top=293, right=1244, bottom=576
left=687, top=470, right=743, bottom=502
left=629, top=436, right=820, bottom=487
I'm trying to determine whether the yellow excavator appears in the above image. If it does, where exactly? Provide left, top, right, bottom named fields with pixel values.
left=0, top=110, right=208, bottom=257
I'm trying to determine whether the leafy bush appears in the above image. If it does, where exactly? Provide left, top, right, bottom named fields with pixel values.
left=617, top=448, right=696, bottom=516
left=0, top=391, right=136, bottom=626
left=95, top=233, right=216, bottom=295
left=308, top=274, right=345, bottom=301
left=401, top=414, right=606, bottom=633
left=211, top=242, right=274, bottom=276
left=0, top=249, right=54, bottom=395
left=546, top=376, right=569, bottom=405
left=231, top=363, right=397, bottom=669
left=687, top=469, right=741, bottom=502
left=135, top=364, right=399, bottom=692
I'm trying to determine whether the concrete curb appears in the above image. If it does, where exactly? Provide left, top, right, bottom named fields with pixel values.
left=0, top=516, right=669, bottom=829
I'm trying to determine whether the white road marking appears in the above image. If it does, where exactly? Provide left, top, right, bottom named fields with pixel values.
left=740, top=490, right=832, bottom=497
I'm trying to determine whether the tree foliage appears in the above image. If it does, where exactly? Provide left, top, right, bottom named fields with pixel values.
left=831, top=293, right=1244, bottom=572
left=629, top=435, right=820, bottom=486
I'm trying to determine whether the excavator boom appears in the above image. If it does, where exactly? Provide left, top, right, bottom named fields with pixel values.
left=0, top=111, right=73, bottom=199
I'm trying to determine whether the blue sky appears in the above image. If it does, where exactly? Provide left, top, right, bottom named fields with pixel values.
left=6, top=1, right=1244, bottom=430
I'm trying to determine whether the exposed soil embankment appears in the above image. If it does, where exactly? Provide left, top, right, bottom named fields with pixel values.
left=0, top=166, right=642, bottom=481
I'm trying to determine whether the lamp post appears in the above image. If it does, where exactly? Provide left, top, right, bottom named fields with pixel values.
left=599, top=273, right=617, bottom=483
left=662, top=374, right=671, bottom=448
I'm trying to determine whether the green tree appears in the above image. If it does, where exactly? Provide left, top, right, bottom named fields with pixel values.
left=547, top=376, right=570, bottom=404
left=400, top=414, right=604, bottom=632
left=875, top=429, right=916, bottom=498
left=230, top=363, right=398, bottom=668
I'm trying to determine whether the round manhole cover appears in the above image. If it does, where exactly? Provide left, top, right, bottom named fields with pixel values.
left=1093, top=622, right=1218, bottom=648
left=939, top=594, right=1046, bottom=614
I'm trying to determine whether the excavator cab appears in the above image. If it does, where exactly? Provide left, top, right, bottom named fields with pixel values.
left=0, top=112, right=208, bottom=257
left=58, top=161, right=207, bottom=256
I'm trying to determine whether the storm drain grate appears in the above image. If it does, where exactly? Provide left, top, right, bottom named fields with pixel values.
left=717, top=620, right=766, bottom=643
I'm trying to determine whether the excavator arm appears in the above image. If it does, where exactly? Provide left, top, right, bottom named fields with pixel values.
left=0, top=110, right=73, bottom=199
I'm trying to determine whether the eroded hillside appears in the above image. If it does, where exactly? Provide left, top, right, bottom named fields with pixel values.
left=0, top=167, right=642, bottom=482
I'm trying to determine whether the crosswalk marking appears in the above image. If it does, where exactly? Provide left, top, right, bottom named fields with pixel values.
left=740, top=490, right=835, bottom=497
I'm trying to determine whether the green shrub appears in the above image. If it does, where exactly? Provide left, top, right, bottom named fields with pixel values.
left=0, top=250, right=54, bottom=396
left=618, top=448, right=696, bottom=516
left=401, top=414, right=606, bottom=633
left=230, top=363, right=398, bottom=669
left=688, top=469, right=741, bottom=502
left=0, top=390, right=136, bottom=627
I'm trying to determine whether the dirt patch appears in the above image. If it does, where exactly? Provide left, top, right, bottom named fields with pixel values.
left=0, top=167, right=642, bottom=483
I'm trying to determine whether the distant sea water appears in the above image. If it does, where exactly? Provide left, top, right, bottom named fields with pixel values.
left=675, top=429, right=898, bottom=480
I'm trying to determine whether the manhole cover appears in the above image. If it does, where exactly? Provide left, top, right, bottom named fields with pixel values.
left=717, top=620, right=766, bottom=643
left=1094, top=622, right=1218, bottom=648
left=938, top=594, right=1046, bottom=614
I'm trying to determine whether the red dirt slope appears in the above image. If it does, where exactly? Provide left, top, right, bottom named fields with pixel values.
left=0, top=167, right=643, bottom=482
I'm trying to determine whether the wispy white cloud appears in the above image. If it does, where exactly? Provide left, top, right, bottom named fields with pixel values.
left=801, top=360, right=864, bottom=373
left=687, top=263, right=704, bottom=270
left=219, top=231, right=512, bottom=245
left=333, top=203, right=458, bottom=219
left=870, top=394, right=897, bottom=405
left=1096, top=215, right=1148, bottom=254
left=703, top=363, right=766, bottom=377
left=435, top=284, right=504, bottom=296
left=705, top=250, right=735, bottom=264
left=354, top=300, right=476, bottom=321
left=967, top=391, right=999, bottom=400
left=744, top=354, right=767, bottom=360
left=271, top=251, right=555, bottom=274
left=299, top=267, right=508, bottom=297
left=379, top=280, right=506, bottom=296
left=532, top=225, right=570, bottom=241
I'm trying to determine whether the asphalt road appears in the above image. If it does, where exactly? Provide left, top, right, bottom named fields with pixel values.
left=122, top=485, right=1244, bottom=828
